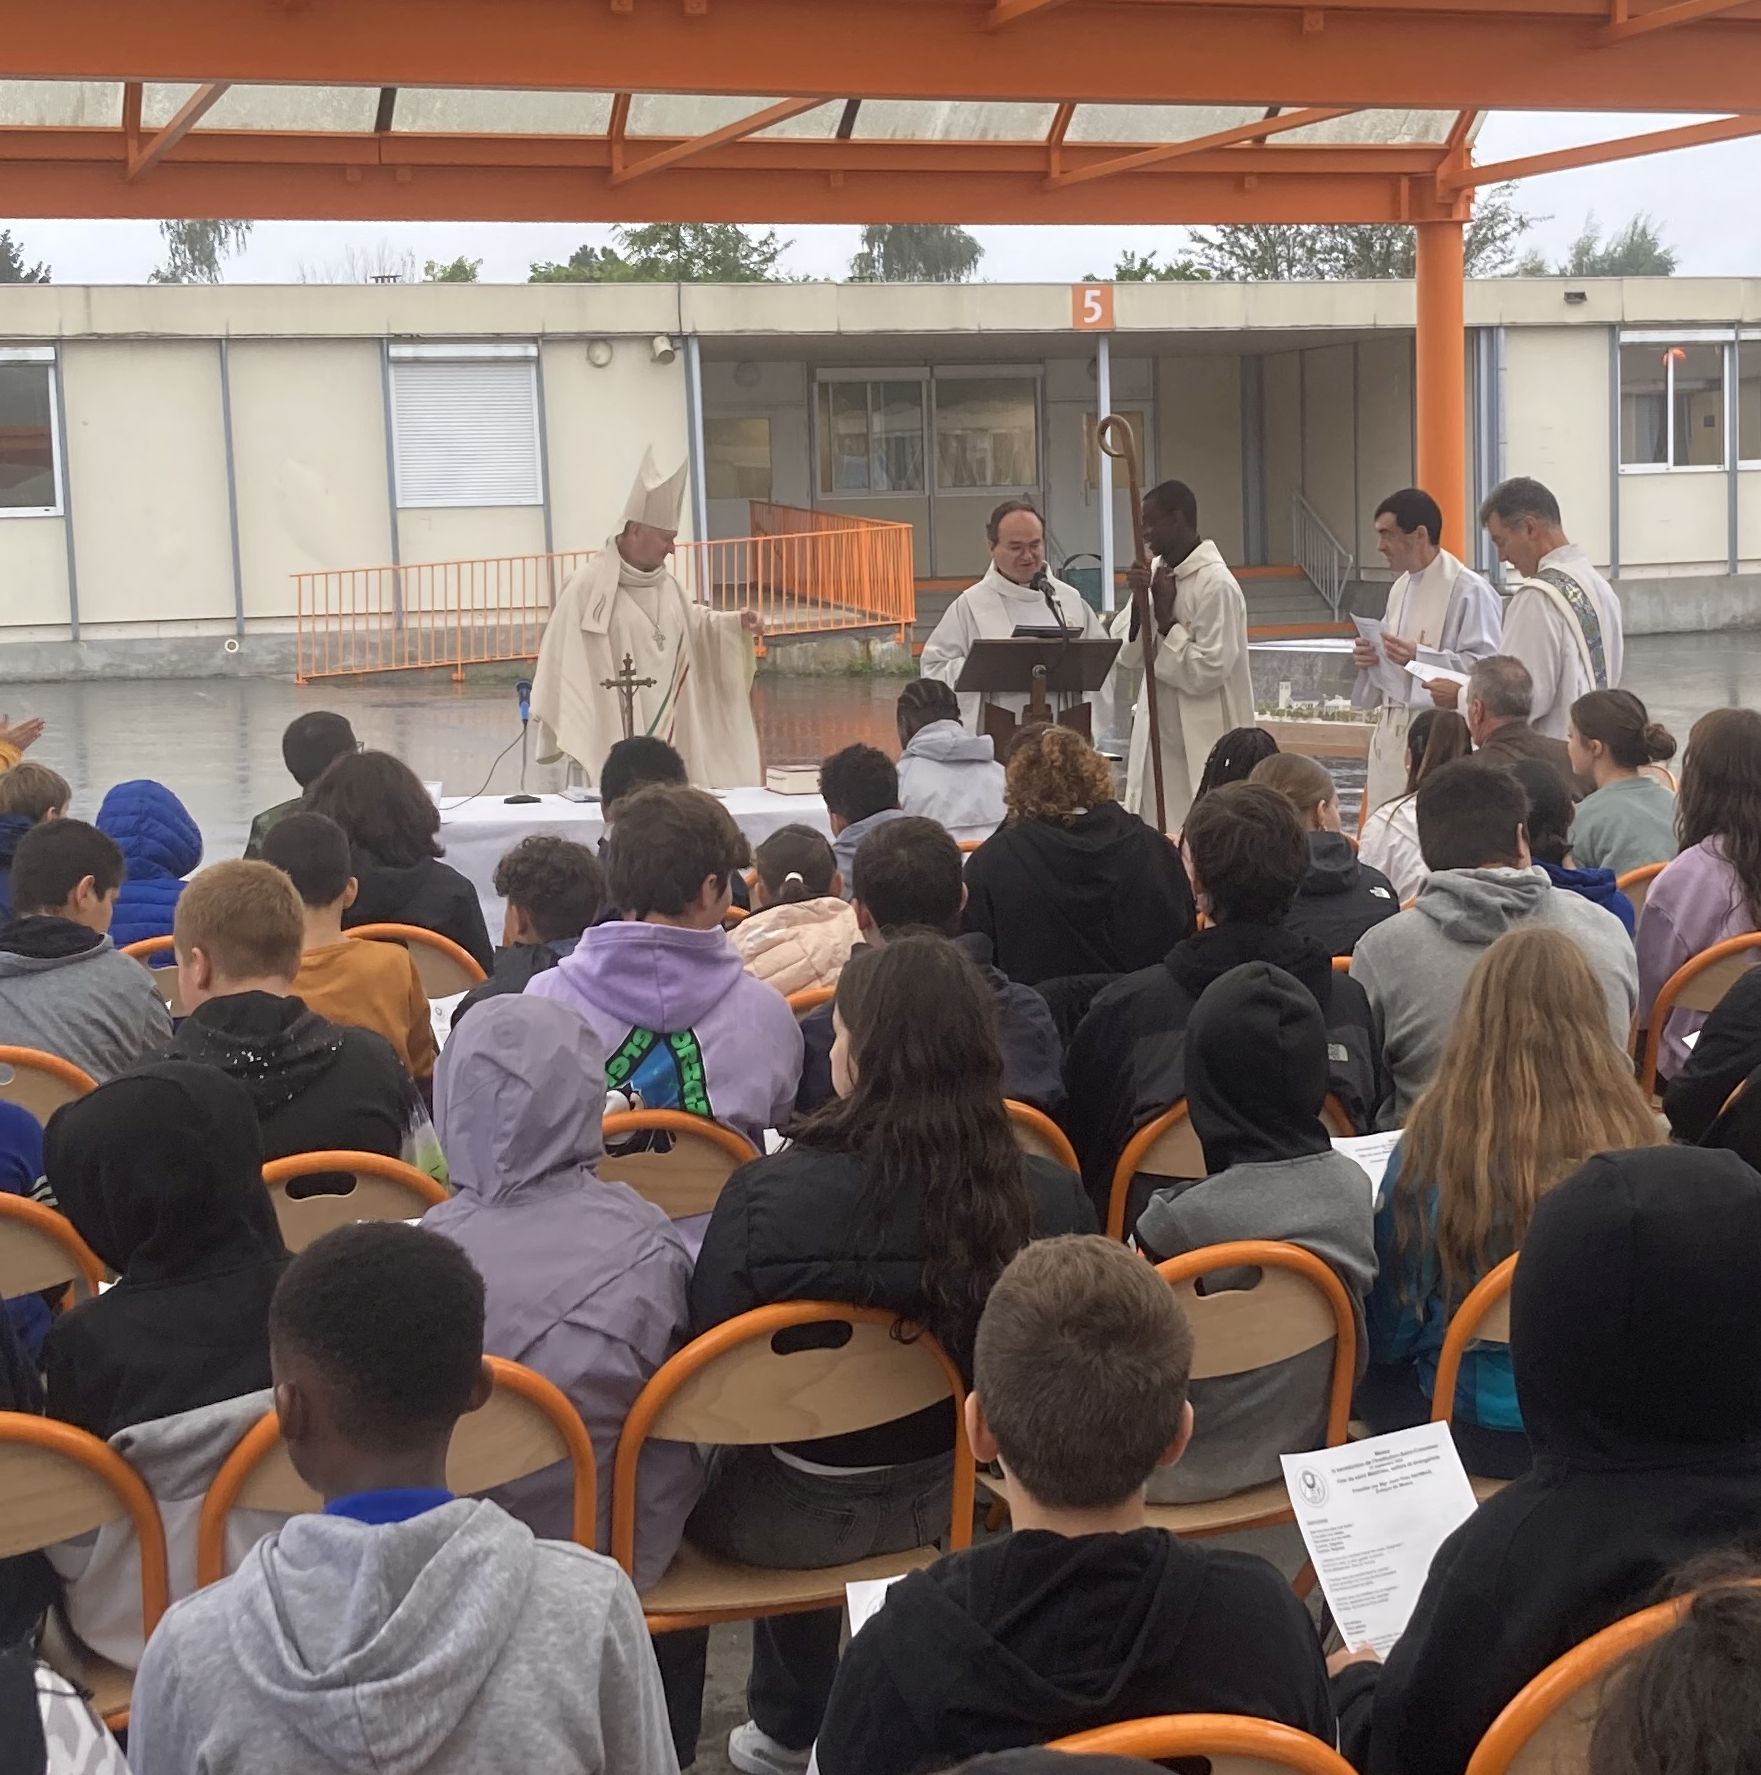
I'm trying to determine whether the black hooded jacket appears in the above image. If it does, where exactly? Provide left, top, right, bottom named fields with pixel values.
left=1064, top=922, right=1381, bottom=1221
left=1282, top=832, right=1399, bottom=958
left=1336, top=1147, right=1761, bottom=1775
left=961, top=803, right=1196, bottom=988
left=812, top=1527, right=1333, bottom=1775
left=41, top=1062, right=289, bottom=1443
left=339, top=840, right=494, bottom=975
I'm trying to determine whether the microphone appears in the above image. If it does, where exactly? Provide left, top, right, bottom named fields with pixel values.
left=1031, top=569, right=1072, bottom=638
left=515, top=678, right=532, bottom=726
left=505, top=679, right=539, bottom=804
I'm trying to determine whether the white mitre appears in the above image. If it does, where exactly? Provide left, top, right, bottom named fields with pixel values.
left=623, top=447, right=689, bottom=532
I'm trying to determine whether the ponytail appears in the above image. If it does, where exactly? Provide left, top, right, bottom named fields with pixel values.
left=753, top=823, right=837, bottom=903
left=1572, top=689, right=1677, bottom=770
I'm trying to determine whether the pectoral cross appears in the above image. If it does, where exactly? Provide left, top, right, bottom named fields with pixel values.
left=601, top=652, right=658, bottom=741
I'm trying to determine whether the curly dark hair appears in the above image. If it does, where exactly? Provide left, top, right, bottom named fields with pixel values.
left=1679, top=708, right=1761, bottom=926
left=305, top=750, right=442, bottom=867
left=492, top=835, right=605, bottom=941
left=1004, top=726, right=1114, bottom=824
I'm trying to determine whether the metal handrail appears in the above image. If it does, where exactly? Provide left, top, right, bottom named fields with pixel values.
left=1292, top=491, right=1356, bottom=619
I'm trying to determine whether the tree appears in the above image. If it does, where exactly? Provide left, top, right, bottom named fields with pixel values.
left=424, top=255, right=482, bottom=282
left=296, top=242, right=421, bottom=284
left=848, top=224, right=984, bottom=283
left=0, top=230, right=49, bottom=283
left=1087, top=248, right=1210, bottom=282
left=149, top=219, right=253, bottom=284
left=1185, top=186, right=1535, bottom=281
left=529, top=223, right=789, bottom=283
left=1516, top=212, right=1677, bottom=277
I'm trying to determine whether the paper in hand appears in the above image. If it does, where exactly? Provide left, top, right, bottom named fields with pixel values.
left=1351, top=615, right=1410, bottom=701
left=1406, top=658, right=1470, bottom=690
left=1331, top=1132, right=1402, bottom=1208
left=846, top=1575, right=906, bottom=1639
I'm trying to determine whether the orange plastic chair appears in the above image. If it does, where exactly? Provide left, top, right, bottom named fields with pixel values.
left=786, top=984, right=836, bottom=1018
left=613, top=1302, right=974, bottom=1632
left=1052, top=1712, right=1359, bottom=1772
left=957, top=838, right=985, bottom=854
left=261, top=1150, right=451, bottom=1252
left=195, top=1354, right=597, bottom=1587
left=1005, top=1100, right=1078, bottom=1172
left=600, top=1109, right=758, bottom=1219
left=1615, top=861, right=1667, bottom=927
left=0, top=1044, right=96, bottom=1125
left=346, top=922, right=487, bottom=996
left=1332, top=954, right=1353, bottom=973
left=1429, top=1253, right=1517, bottom=1502
left=0, top=1412, right=169, bottom=1729
left=1638, top=931, right=1761, bottom=1096
left=1107, top=1095, right=1357, bottom=1240
left=120, top=935, right=187, bottom=1016
left=722, top=905, right=750, bottom=927
left=0, top=1194, right=105, bottom=1302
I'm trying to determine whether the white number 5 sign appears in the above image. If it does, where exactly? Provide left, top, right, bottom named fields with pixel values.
left=1071, top=284, right=1115, bottom=330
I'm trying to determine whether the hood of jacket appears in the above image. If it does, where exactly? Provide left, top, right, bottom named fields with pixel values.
left=44, top=1060, right=284, bottom=1283
left=1163, top=920, right=1335, bottom=1014
left=0, top=813, right=29, bottom=867
left=1539, top=860, right=1626, bottom=914
left=229, top=1500, right=547, bottom=1775
left=1187, top=962, right=1334, bottom=1172
left=0, top=915, right=106, bottom=971
left=1516, top=1148, right=1761, bottom=1474
left=904, top=720, right=998, bottom=766
left=1303, top=830, right=1381, bottom=900
left=436, top=994, right=605, bottom=1202
left=552, top=918, right=745, bottom=1032
left=94, top=779, right=203, bottom=881
left=170, top=991, right=350, bottom=1122
left=346, top=844, right=442, bottom=925
left=1412, top=865, right=1551, bottom=945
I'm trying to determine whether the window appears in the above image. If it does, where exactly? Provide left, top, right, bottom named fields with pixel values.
left=1741, top=340, right=1761, bottom=464
left=1619, top=336, right=1726, bottom=470
left=705, top=415, right=773, bottom=500
left=934, top=376, right=1039, bottom=489
left=815, top=380, right=925, bottom=495
left=0, top=350, right=60, bottom=516
left=389, top=346, right=542, bottom=507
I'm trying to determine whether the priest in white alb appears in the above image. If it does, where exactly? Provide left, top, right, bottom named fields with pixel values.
left=531, top=449, right=763, bottom=789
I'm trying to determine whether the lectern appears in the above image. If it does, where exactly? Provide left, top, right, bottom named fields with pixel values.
left=955, top=634, right=1121, bottom=755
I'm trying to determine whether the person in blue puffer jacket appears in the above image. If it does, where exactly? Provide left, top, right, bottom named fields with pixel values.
left=94, top=779, right=204, bottom=950
left=1510, top=757, right=1636, bottom=933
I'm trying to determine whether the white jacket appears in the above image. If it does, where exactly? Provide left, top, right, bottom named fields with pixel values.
left=896, top=721, right=1006, bottom=845
left=1358, top=795, right=1427, bottom=907
left=729, top=897, right=861, bottom=997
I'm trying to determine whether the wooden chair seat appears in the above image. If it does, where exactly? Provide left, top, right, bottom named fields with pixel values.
left=642, top=1539, right=939, bottom=1623
left=39, top=1614, right=136, bottom=1727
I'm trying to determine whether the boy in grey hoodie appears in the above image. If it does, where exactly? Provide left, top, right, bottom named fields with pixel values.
left=1350, top=759, right=1636, bottom=1126
left=128, top=1222, right=678, bottom=1775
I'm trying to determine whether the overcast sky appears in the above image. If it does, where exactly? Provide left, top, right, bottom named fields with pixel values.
left=10, top=110, right=1756, bottom=284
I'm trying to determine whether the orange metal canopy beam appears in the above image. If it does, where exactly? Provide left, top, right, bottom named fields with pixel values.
left=988, top=0, right=1080, bottom=23
left=1598, top=0, right=1758, bottom=43
left=1046, top=104, right=1359, bottom=189
left=128, top=82, right=230, bottom=180
left=608, top=97, right=827, bottom=185
left=1443, top=110, right=1761, bottom=190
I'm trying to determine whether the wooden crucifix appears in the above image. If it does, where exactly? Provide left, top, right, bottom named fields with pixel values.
left=600, top=652, right=658, bottom=741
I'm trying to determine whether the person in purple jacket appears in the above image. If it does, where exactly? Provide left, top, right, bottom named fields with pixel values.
left=526, top=783, right=803, bottom=1149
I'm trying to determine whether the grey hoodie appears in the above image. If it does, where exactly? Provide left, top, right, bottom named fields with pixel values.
left=1350, top=865, right=1636, bottom=1126
left=897, top=719, right=1007, bottom=844
left=0, top=918, right=170, bottom=1082
left=128, top=1497, right=678, bottom=1775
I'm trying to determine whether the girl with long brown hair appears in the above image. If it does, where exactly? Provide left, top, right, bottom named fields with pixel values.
left=1360, top=925, right=1661, bottom=1477
left=1356, top=708, right=1472, bottom=903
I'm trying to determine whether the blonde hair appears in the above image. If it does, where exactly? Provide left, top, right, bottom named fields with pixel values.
left=0, top=761, right=71, bottom=822
left=1004, top=726, right=1115, bottom=825
left=1250, top=752, right=1334, bottom=820
left=1397, top=925, right=1661, bottom=1301
left=174, top=859, right=304, bottom=983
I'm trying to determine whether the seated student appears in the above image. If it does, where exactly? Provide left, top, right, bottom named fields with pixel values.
left=305, top=749, right=494, bottom=973
left=1567, top=688, right=1679, bottom=877
left=1663, top=962, right=1761, bottom=1146
left=260, top=812, right=436, bottom=1081
left=127, top=1222, right=679, bottom=1775
left=244, top=709, right=357, bottom=858
left=821, top=743, right=908, bottom=898
left=1358, top=709, right=1473, bottom=905
left=93, top=778, right=204, bottom=950
left=1188, top=725, right=1280, bottom=812
left=1351, top=760, right=1636, bottom=1126
left=422, top=995, right=700, bottom=1588
left=529, top=785, right=801, bottom=1149
left=688, top=935, right=1094, bottom=1772
left=962, top=726, right=1196, bottom=988
left=1636, top=708, right=1761, bottom=1085
left=728, top=824, right=859, bottom=996
left=1509, top=756, right=1635, bottom=934
left=599, top=734, right=751, bottom=916
left=452, top=834, right=606, bottom=1027
left=894, top=677, right=1005, bottom=844
left=1463, top=655, right=1583, bottom=794
left=1134, top=962, right=1376, bottom=1503
left=0, top=820, right=171, bottom=1081
left=1, top=1100, right=49, bottom=1362
left=1334, top=1147, right=1761, bottom=1775
left=1359, top=926, right=1659, bottom=1479
left=794, top=815, right=1065, bottom=1118
left=1065, top=783, right=1380, bottom=1224
left=0, top=759, right=70, bottom=920
left=166, top=860, right=441, bottom=1177
left=1250, top=752, right=1398, bottom=954
left=812, top=1234, right=1333, bottom=1775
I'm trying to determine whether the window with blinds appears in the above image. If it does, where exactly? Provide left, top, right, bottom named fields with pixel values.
left=389, top=350, right=543, bottom=508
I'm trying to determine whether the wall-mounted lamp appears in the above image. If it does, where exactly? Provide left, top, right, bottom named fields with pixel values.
left=586, top=338, right=613, bottom=367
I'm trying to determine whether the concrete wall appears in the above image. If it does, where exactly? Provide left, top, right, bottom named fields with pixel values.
left=1354, top=336, right=1416, bottom=564
left=1157, top=354, right=1243, bottom=563
left=1504, top=325, right=1613, bottom=567
left=1621, top=470, right=1727, bottom=571
left=1, top=518, right=70, bottom=634
left=1263, top=353, right=1303, bottom=563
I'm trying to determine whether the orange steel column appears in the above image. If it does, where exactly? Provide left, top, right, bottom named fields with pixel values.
left=1415, top=217, right=1468, bottom=549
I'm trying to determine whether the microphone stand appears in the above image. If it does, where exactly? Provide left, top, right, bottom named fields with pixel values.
left=505, top=684, right=540, bottom=805
left=1033, top=569, right=1075, bottom=722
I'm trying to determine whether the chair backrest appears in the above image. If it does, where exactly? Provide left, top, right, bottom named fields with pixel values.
left=0, top=1413, right=169, bottom=1638
left=1155, top=1243, right=1358, bottom=1445
left=120, top=935, right=188, bottom=1016
left=957, top=838, right=984, bottom=853
left=611, top=1302, right=974, bottom=1576
left=1428, top=1254, right=1516, bottom=1427
left=1051, top=1712, right=1359, bottom=1773
left=600, top=1110, right=758, bottom=1219
left=0, top=1045, right=97, bottom=1126
left=261, top=1150, right=451, bottom=1252
left=786, top=984, right=836, bottom=1019
left=194, top=1354, right=597, bottom=1586
left=722, top=905, right=750, bottom=928
left=1614, top=862, right=1666, bottom=927
left=346, top=923, right=487, bottom=997
left=1005, top=1100, right=1078, bottom=1172
left=1639, top=932, right=1761, bottom=1094
left=1332, top=954, right=1353, bottom=973
left=0, top=1194, right=104, bottom=1301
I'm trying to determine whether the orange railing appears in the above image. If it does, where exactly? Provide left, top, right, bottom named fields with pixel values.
left=293, top=503, right=915, bottom=682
